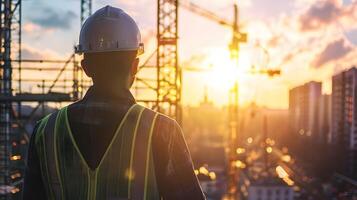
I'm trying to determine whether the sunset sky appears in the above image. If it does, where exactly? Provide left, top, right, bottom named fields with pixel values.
left=21, top=0, right=357, bottom=108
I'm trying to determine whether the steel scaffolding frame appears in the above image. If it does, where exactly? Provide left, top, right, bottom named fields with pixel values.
left=156, top=0, right=181, bottom=123
left=0, top=0, right=91, bottom=199
left=0, top=0, right=22, bottom=199
left=0, top=0, right=13, bottom=196
left=134, top=0, right=181, bottom=122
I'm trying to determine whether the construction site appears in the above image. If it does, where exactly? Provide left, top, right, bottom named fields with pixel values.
left=1, top=0, right=357, bottom=199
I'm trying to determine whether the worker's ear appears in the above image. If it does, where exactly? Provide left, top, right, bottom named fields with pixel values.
left=129, top=58, right=139, bottom=87
left=81, top=58, right=93, bottom=78
left=131, top=58, right=139, bottom=77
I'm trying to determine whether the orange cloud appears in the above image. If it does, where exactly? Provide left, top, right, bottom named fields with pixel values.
left=23, top=22, right=41, bottom=33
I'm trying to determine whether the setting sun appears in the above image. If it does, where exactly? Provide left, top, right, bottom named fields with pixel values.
left=192, top=47, right=253, bottom=104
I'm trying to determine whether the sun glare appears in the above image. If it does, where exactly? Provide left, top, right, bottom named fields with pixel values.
left=203, top=48, right=252, bottom=92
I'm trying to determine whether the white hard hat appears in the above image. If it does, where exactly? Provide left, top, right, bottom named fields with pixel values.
left=75, top=5, right=144, bottom=55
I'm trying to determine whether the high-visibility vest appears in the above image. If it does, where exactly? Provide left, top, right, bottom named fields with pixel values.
left=34, top=104, right=160, bottom=200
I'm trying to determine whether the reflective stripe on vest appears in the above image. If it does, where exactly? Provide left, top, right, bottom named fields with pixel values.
left=35, top=104, right=160, bottom=200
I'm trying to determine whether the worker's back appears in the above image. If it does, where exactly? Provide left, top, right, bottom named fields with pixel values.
left=23, top=5, right=205, bottom=200
left=24, top=86, right=206, bottom=200
left=33, top=87, right=159, bottom=199
left=67, top=87, right=135, bottom=171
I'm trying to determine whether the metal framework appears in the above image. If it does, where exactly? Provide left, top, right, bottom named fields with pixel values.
left=0, top=0, right=92, bottom=199
left=156, top=0, right=181, bottom=123
left=80, top=0, right=92, bottom=25
left=0, top=0, right=22, bottom=199
left=0, top=0, right=13, bottom=197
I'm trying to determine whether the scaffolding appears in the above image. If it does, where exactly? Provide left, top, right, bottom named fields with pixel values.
left=0, top=0, right=91, bottom=198
left=0, top=0, right=182, bottom=198
left=156, top=0, right=181, bottom=122
left=133, top=0, right=181, bottom=123
left=0, top=0, right=22, bottom=199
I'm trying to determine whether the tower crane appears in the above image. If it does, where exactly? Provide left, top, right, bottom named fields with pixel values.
left=180, top=1, right=281, bottom=76
left=179, top=1, right=281, bottom=199
left=179, top=1, right=247, bottom=63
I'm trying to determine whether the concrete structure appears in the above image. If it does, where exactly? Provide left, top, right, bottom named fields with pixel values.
left=332, top=67, right=357, bottom=178
left=289, top=81, right=322, bottom=138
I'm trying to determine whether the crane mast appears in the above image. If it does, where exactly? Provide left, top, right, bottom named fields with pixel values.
left=179, top=2, right=247, bottom=199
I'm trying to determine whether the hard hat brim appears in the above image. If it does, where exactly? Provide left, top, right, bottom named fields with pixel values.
left=75, top=43, right=144, bottom=56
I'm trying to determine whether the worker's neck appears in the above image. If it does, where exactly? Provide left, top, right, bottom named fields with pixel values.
left=92, top=81, right=130, bottom=96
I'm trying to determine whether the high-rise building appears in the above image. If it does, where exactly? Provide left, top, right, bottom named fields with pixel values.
left=289, top=81, right=322, bottom=138
left=332, top=67, right=357, bottom=178
left=318, top=94, right=332, bottom=144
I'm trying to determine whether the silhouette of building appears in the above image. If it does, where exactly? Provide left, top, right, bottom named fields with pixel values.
left=332, top=67, right=357, bottom=178
left=289, top=81, right=322, bottom=138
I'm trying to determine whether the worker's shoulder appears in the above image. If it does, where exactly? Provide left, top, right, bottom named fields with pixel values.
left=135, top=104, right=180, bottom=128
left=32, top=111, right=55, bottom=144
left=35, top=112, right=53, bottom=129
left=36, top=106, right=65, bottom=125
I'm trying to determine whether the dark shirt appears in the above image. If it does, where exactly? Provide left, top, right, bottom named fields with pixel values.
left=23, top=86, right=205, bottom=200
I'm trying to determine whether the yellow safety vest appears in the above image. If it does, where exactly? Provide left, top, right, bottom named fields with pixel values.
left=35, top=104, right=160, bottom=200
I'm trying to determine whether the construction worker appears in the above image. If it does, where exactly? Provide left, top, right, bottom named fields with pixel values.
left=23, top=6, right=206, bottom=200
